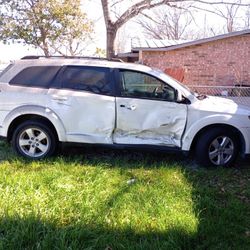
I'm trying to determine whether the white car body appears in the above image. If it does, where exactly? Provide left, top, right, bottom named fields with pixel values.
left=0, top=57, right=250, bottom=165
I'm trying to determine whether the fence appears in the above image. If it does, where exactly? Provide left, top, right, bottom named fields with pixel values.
left=188, top=85, right=250, bottom=106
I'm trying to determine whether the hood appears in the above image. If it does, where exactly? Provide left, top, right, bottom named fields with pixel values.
left=193, top=95, right=250, bottom=116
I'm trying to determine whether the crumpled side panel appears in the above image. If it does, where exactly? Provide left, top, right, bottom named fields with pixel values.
left=114, top=98, right=187, bottom=147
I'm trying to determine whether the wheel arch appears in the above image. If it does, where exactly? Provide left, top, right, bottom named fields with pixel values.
left=7, top=114, right=60, bottom=142
left=2, top=105, right=66, bottom=142
left=189, top=124, right=245, bottom=156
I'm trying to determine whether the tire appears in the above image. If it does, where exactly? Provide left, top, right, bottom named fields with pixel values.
left=195, top=127, right=239, bottom=167
left=11, top=120, right=57, bottom=159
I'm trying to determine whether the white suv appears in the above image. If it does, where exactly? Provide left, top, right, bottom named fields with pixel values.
left=0, top=56, right=250, bottom=167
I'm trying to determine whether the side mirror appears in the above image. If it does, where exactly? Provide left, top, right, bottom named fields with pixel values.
left=176, top=90, right=191, bottom=104
left=176, top=90, right=183, bottom=102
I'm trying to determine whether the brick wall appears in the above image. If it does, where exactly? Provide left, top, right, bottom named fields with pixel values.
left=141, top=35, right=250, bottom=87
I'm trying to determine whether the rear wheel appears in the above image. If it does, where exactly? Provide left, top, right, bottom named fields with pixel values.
left=12, top=120, right=57, bottom=159
left=195, top=128, right=239, bottom=167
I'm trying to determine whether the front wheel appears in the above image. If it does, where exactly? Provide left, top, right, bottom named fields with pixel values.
left=12, top=120, right=57, bottom=159
left=195, top=128, right=240, bottom=167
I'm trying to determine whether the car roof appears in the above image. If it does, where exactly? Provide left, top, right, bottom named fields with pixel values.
left=13, top=58, right=152, bottom=72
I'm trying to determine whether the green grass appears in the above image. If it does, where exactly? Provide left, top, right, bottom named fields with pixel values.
left=0, top=141, right=249, bottom=249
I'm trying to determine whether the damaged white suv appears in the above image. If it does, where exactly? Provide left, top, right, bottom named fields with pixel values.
left=0, top=56, right=250, bottom=167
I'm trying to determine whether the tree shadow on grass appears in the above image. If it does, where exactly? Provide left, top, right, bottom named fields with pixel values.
left=0, top=176, right=249, bottom=250
left=1, top=140, right=249, bottom=169
left=0, top=216, right=196, bottom=250
left=59, top=144, right=193, bottom=169
left=185, top=170, right=250, bottom=250
left=0, top=142, right=249, bottom=249
left=59, top=143, right=250, bottom=169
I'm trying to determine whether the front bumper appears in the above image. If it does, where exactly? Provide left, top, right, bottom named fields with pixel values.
left=239, top=127, right=250, bottom=155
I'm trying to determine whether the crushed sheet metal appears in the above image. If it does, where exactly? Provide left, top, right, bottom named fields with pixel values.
left=114, top=98, right=187, bottom=147
left=114, top=129, right=179, bottom=146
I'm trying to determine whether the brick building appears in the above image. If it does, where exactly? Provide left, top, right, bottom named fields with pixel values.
left=119, top=29, right=250, bottom=87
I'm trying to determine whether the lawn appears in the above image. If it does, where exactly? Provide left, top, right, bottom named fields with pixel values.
left=0, top=141, right=249, bottom=250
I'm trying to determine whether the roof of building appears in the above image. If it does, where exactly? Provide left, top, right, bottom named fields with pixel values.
left=131, top=38, right=189, bottom=50
left=132, top=29, right=250, bottom=52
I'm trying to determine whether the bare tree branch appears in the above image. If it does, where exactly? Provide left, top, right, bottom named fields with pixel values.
left=194, top=0, right=249, bottom=6
left=192, top=0, right=243, bottom=32
left=100, top=0, right=250, bottom=58
left=138, top=3, right=194, bottom=40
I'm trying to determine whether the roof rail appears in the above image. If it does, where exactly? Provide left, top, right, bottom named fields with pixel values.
left=21, top=55, right=124, bottom=62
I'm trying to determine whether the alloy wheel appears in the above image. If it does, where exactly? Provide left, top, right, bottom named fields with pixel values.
left=208, top=136, right=234, bottom=166
left=18, top=127, right=50, bottom=158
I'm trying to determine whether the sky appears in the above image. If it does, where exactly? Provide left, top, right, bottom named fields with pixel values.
left=0, top=0, right=249, bottom=64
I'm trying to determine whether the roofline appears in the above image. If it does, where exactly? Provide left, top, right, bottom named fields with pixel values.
left=132, top=29, right=250, bottom=52
left=21, top=55, right=124, bottom=62
left=117, top=52, right=139, bottom=58
left=13, top=57, right=152, bottom=71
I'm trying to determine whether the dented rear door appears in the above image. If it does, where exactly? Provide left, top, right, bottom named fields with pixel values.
left=47, top=66, right=116, bottom=144
left=113, top=70, right=187, bottom=147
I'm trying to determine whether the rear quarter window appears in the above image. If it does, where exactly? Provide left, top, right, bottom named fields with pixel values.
left=9, top=66, right=61, bottom=88
left=0, top=63, right=14, bottom=78
left=61, top=66, right=113, bottom=95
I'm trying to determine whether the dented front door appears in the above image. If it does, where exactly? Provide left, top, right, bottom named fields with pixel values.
left=114, top=98, right=187, bottom=147
left=113, top=70, right=187, bottom=147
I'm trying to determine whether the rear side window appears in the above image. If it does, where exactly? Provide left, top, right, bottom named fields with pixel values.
left=61, top=66, right=113, bottom=95
left=9, top=66, right=61, bottom=88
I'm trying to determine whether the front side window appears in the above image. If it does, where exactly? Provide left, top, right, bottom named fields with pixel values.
left=120, top=70, right=176, bottom=101
left=9, top=66, right=60, bottom=88
left=61, top=66, right=112, bottom=95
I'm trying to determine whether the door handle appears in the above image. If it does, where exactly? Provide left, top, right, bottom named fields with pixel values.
left=120, top=104, right=136, bottom=110
left=52, top=95, right=68, bottom=101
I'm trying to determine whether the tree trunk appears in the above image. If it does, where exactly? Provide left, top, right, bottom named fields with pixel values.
left=38, top=41, right=50, bottom=56
left=42, top=45, right=50, bottom=57
left=227, top=18, right=234, bottom=32
left=106, top=25, right=117, bottom=59
left=40, top=26, right=50, bottom=56
left=101, top=0, right=117, bottom=59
